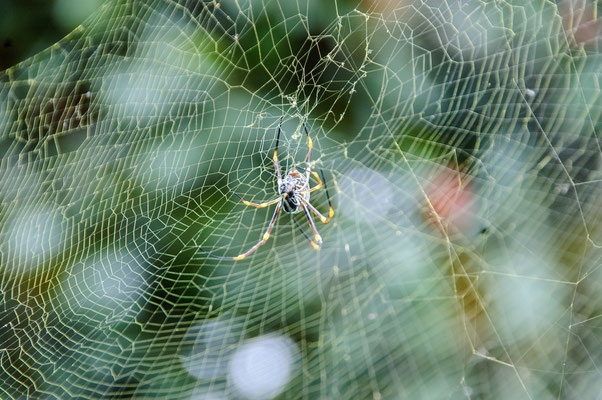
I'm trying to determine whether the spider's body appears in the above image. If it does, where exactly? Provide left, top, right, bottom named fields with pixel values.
left=280, top=168, right=310, bottom=214
left=202, top=117, right=334, bottom=260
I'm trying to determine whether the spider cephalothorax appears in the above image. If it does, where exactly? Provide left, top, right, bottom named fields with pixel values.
left=201, top=117, right=334, bottom=260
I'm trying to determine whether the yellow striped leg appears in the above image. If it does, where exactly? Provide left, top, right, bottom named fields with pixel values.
left=301, top=198, right=334, bottom=224
left=201, top=202, right=282, bottom=260
left=231, top=192, right=281, bottom=208
left=301, top=203, right=322, bottom=249
left=300, top=171, right=322, bottom=195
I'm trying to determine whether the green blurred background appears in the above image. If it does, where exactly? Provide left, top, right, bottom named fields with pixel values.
left=0, top=0, right=105, bottom=70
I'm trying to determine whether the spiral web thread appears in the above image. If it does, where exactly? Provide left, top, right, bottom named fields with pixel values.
left=0, top=0, right=600, bottom=398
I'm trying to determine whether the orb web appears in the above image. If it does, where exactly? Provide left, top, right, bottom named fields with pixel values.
left=0, top=0, right=600, bottom=399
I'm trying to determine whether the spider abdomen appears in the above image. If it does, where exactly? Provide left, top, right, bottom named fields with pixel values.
left=283, top=195, right=299, bottom=213
left=282, top=191, right=309, bottom=214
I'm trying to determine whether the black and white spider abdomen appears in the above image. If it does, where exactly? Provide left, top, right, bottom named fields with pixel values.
left=282, top=192, right=310, bottom=213
left=279, top=168, right=310, bottom=214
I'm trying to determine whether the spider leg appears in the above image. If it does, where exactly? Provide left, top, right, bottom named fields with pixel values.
left=231, top=191, right=281, bottom=208
left=200, top=201, right=282, bottom=260
left=301, top=203, right=322, bottom=249
left=300, top=171, right=322, bottom=195
left=301, top=199, right=334, bottom=224
left=291, top=213, right=320, bottom=250
left=302, top=118, right=312, bottom=182
left=301, top=170, right=334, bottom=223
left=274, top=116, right=283, bottom=186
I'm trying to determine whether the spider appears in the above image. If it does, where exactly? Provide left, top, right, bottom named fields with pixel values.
left=202, top=117, right=334, bottom=260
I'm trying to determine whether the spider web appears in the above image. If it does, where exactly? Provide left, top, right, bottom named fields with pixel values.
left=0, top=0, right=601, bottom=398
